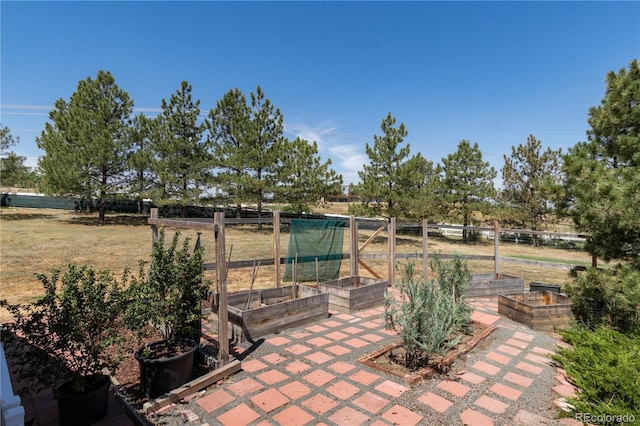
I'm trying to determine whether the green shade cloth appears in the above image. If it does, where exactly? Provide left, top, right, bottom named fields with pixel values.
left=284, top=219, right=345, bottom=282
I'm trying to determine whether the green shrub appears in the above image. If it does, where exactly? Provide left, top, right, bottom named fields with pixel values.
left=430, top=253, right=472, bottom=332
left=124, top=229, right=209, bottom=343
left=565, top=265, right=640, bottom=334
left=552, top=326, right=640, bottom=424
left=384, top=256, right=472, bottom=369
left=0, top=265, right=128, bottom=393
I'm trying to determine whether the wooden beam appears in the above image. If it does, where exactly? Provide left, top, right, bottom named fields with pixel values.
left=388, top=217, right=396, bottom=286
left=422, top=219, right=428, bottom=282
left=148, top=217, right=215, bottom=231
left=143, top=360, right=241, bottom=415
left=150, top=208, right=159, bottom=249
left=349, top=216, right=359, bottom=276
left=494, top=221, right=500, bottom=277
left=358, top=259, right=383, bottom=279
left=359, top=226, right=385, bottom=252
left=214, top=213, right=229, bottom=365
left=273, top=210, right=281, bottom=287
left=203, top=254, right=350, bottom=271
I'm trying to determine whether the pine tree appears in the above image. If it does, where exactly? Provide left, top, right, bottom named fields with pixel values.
left=151, top=81, right=209, bottom=217
left=1, top=124, right=19, bottom=154
left=274, top=137, right=343, bottom=217
left=501, top=135, right=561, bottom=244
left=438, top=140, right=496, bottom=242
left=561, top=60, right=640, bottom=265
left=206, top=88, right=249, bottom=216
left=354, top=113, right=433, bottom=221
left=207, top=86, right=284, bottom=223
left=36, top=70, right=133, bottom=221
left=128, top=113, right=155, bottom=213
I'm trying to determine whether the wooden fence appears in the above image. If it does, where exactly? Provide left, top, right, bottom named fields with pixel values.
left=148, top=208, right=592, bottom=364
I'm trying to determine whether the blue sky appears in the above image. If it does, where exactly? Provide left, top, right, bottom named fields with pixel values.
left=1, top=1, right=638, bottom=186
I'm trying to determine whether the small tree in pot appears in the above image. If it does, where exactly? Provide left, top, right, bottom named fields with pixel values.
left=0, top=264, right=128, bottom=426
left=125, top=228, right=210, bottom=399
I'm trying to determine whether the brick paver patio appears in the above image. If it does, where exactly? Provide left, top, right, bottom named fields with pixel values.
left=19, top=297, right=572, bottom=425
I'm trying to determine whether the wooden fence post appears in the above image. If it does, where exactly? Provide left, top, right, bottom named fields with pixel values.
left=214, top=212, right=229, bottom=365
left=494, top=221, right=500, bottom=277
left=150, top=208, right=159, bottom=249
left=422, top=219, right=428, bottom=282
left=388, top=217, right=396, bottom=286
left=273, top=210, right=281, bottom=287
left=349, top=216, right=358, bottom=276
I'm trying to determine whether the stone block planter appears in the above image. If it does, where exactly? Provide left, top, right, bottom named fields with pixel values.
left=211, top=285, right=328, bottom=343
left=498, top=291, right=573, bottom=331
left=317, top=276, right=387, bottom=313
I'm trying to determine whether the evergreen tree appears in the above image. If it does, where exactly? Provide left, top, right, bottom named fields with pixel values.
left=354, top=113, right=433, bottom=221
left=128, top=113, right=155, bottom=213
left=561, top=60, right=640, bottom=266
left=501, top=134, right=562, bottom=244
left=1, top=124, right=19, bottom=154
left=438, top=140, right=496, bottom=242
left=206, top=88, right=249, bottom=216
left=207, top=86, right=284, bottom=223
left=274, top=137, right=343, bottom=217
left=151, top=81, right=209, bottom=217
left=245, top=86, right=284, bottom=222
left=0, top=152, right=33, bottom=187
left=0, top=125, right=34, bottom=188
left=36, top=70, right=133, bottom=221
left=399, top=152, right=438, bottom=222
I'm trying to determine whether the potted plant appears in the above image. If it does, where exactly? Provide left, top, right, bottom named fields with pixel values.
left=125, top=228, right=209, bottom=399
left=0, top=264, right=128, bottom=426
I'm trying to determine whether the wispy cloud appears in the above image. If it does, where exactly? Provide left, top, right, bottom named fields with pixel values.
left=283, top=120, right=337, bottom=148
left=283, top=120, right=367, bottom=185
left=328, top=144, right=368, bottom=186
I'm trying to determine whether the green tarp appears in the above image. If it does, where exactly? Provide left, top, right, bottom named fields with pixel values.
left=283, top=219, right=345, bottom=282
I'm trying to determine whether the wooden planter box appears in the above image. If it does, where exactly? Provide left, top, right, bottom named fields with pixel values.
left=211, top=285, right=328, bottom=343
left=317, top=276, right=388, bottom=313
left=498, top=291, right=573, bottom=331
left=469, top=273, right=524, bottom=298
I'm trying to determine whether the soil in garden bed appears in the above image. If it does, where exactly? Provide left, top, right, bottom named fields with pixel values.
left=361, top=321, right=496, bottom=380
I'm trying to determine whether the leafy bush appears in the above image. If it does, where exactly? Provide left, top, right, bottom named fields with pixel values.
left=124, top=229, right=209, bottom=343
left=1, top=265, right=128, bottom=393
left=565, top=265, right=640, bottom=334
left=551, top=326, right=640, bottom=424
left=384, top=256, right=472, bottom=369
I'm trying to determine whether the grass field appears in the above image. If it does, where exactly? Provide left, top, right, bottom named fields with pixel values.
left=0, top=206, right=593, bottom=321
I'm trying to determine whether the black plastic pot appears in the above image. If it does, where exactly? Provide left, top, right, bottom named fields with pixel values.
left=135, top=339, right=198, bottom=399
left=56, top=374, right=110, bottom=426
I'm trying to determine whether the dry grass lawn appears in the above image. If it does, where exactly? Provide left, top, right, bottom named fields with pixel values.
left=0, top=206, right=593, bottom=321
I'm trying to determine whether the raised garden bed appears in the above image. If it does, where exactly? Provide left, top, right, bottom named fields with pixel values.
left=317, top=276, right=387, bottom=313
left=469, top=273, right=524, bottom=298
left=211, top=285, right=329, bottom=343
left=498, top=291, right=573, bottom=331
left=358, top=322, right=497, bottom=384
